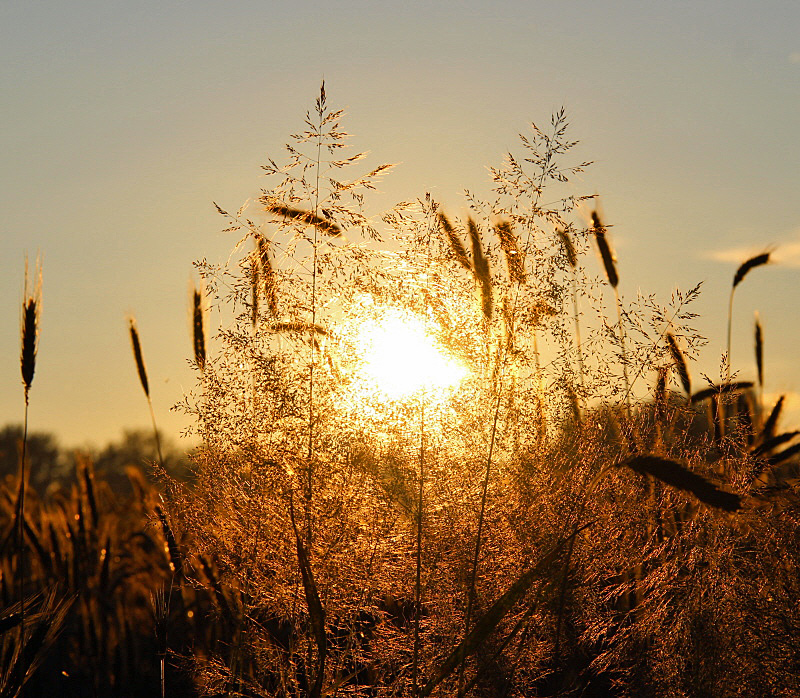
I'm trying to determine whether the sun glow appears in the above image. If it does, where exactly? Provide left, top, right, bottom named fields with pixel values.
left=349, top=306, right=467, bottom=401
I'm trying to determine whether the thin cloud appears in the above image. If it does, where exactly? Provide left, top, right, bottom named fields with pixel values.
left=789, top=52, right=800, bottom=64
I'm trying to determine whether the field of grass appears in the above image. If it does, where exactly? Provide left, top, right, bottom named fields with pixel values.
left=3, top=85, right=799, bottom=697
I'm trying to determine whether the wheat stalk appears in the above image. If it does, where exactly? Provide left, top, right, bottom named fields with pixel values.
left=127, top=317, right=164, bottom=467
left=666, top=332, right=691, bottom=399
left=727, top=251, right=770, bottom=381
left=16, top=255, right=41, bottom=672
left=592, top=209, right=630, bottom=415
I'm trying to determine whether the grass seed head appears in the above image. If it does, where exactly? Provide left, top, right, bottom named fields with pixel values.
left=192, top=284, right=206, bottom=370
left=127, top=317, right=150, bottom=398
left=666, top=332, right=691, bottom=397
left=262, top=199, right=342, bottom=237
left=20, top=256, right=42, bottom=397
left=494, top=221, right=526, bottom=284
left=733, top=252, right=770, bottom=289
left=591, top=210, right=618, bottom=289
left=556, top=227, right=577, bottom=269
left=437, top=212, right=472, bottom=272
left=754, top=312, right=763, bottom=388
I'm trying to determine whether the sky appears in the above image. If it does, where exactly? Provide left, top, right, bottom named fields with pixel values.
left=1, top=0, right=798, bottom=450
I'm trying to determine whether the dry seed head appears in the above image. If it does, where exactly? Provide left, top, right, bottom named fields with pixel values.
left=250, top=253, right=260, bottom=330
left=494, top=221, right=526, bottom=284
left=762, top=395, right=784, bottom=440
left=591, top=210, right=618, bottom=289
left=272, top=321, right=328, bottom=336
left=20, top=256, right=42, bottom=397
left=127, top=317, right=150, bottom=398
left=625, top=455, right=741, bottom=511
left=467, top=218, right=493, bottom=320
left=192, top=283, right=206, bottom=370
left=754, top=312, right=763, bottom=388
left=733, top=252, right=770, bottom=289
left=556, top=227, right=577, bottom=269
left=256, top=233, right=279, bottom=317
left=666, top=332, right=691, bottom=397
left=262, top=199, right=342, bottom=237
left=437, top=212, right=472, bottom=272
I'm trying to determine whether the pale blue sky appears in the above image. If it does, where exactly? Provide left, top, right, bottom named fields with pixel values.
left=2, top=0, right=798, bottom=447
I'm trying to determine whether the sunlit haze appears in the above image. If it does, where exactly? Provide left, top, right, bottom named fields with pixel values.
left=1, top=1, right=798, bottom=446
left=351, top=308, right=467, bottom=400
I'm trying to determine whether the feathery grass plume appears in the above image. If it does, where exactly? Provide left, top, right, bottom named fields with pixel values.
left=494, top=220, right=526, bottom=284
left=438, top=212, right=472, bottom=271
left=192, top=284, right=206, bottom=370
left=624, top=456, right=741, bottom=511
left=666, top=332, right=691, bottom=398
left=761, top=395, right=784, bottom=440
left=591, top=209, right=618, bottom=289
left=727, top=251, right=770, bottom=380
left=255, top=233, right=279, bottom=317
left=754, top=312, right=763, bottom=389
left=262, top=199, right=342, bottom=237
left=467, top=217, right=493, bottom=320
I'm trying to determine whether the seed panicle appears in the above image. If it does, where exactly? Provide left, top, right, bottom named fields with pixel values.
left=128, top=317, right=150, bottom=398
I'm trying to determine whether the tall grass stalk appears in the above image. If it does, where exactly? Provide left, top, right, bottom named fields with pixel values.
left=592, top=209, right=630, bottom=416
left=727, top=252, right=770, bottom=382
left=127, top=317, right=164, bottom=468
left=17, top=256, right=41, bottom=690
left=558, top=227, right=584, bottom=391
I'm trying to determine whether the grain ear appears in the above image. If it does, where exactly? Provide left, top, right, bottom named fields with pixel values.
left=437, top=212, right=472, bottom=272
left=666, top=333, right=691, bottom=398
left=591, top=210, right=618, bottom=289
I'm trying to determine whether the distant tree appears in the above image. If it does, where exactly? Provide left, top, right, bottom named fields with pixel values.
left=92, top=428, right=194, bottom=492
left=0, top=425, right=68, bottom=491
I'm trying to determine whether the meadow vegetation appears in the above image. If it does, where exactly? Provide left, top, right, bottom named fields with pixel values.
left=3, top=84, right=799, bottom=697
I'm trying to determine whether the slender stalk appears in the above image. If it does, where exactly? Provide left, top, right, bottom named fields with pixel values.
left=726, top=288, right=734, bottom=384
left=306, top=86, right=324, bottom=548
left=458, top=123, right=557, bottom=696
left=614, top=288, right=632, bottom=418
left=412, top=398, right=426, bottom=698
left=571, top=275, right=585, bottom=391
left=17, top=258, right=40, bottom=688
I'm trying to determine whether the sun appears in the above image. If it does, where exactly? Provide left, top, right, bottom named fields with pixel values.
left=347, top=305, right=467, bottom=401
